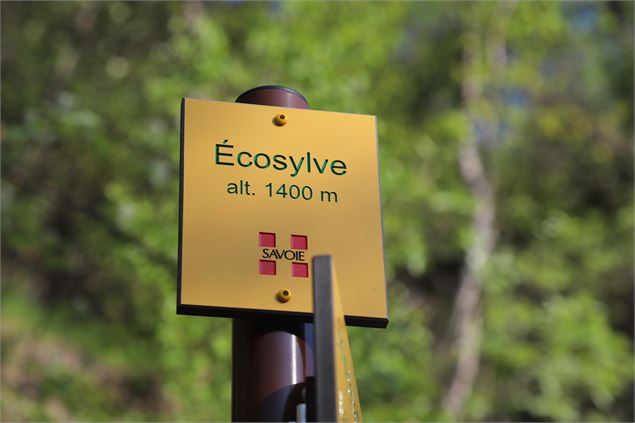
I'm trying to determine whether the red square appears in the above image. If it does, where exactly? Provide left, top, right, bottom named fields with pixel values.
left=290, top=234, right=308, bottom=250
left=259, top=232, right=276, bottom=247
left=292, top=262, right=308, bottom=278
left=259, top=260, right=276, bottom=275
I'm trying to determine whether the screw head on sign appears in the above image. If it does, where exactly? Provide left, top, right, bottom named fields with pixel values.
left=276, top=289, right=291, bottom=303
left=273, top=113, right=287, bottom=126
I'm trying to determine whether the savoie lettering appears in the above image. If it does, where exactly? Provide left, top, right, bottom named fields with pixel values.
left=262, top=248, right=306, bottom=261
left=215, top=140, right=347, bottom=177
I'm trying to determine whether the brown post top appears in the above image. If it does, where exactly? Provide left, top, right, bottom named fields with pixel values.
left=236, top=85, right=309, bottom=109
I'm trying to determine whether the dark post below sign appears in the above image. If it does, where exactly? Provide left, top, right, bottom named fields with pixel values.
left=232, top=86, right=314, bottom=422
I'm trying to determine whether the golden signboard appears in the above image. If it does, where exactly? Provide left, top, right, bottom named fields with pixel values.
left=177, top=97, right=387, bottom=327
left=312, top=256, right=363, bottom=422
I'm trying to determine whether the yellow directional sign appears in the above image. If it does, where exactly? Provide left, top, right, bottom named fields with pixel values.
left=177, top=98, right=387, bottom=327
left=332, top=270, right=363, bottom=421
left=313, top=256, right=363, bottom=422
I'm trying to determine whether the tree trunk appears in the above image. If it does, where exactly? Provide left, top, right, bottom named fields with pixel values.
left=442, top=3, right=512, bottom=418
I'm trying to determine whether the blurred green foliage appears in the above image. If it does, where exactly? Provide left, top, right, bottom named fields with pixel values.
left=1, top=2, right=633, bottom=421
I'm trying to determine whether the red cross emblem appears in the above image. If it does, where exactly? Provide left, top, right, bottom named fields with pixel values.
left=258, top=232, right=309, bottom=277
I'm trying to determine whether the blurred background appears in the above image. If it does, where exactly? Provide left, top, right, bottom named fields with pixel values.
left=1, top=2, right=633, bottom=421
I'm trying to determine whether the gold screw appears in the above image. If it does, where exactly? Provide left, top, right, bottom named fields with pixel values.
left=273, top=113, right=287, bottom=126
left=276, top=289, right=291, bottom=303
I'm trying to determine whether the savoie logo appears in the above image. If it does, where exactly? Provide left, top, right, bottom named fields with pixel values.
left=258, top=232, right=309, bottom=278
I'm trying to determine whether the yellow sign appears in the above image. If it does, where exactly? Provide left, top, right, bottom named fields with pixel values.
left=331, top=263, right=363, bottom=421
left=312, top=256, right=363, bottom=421
left=177, top=98, right=387, bottom=327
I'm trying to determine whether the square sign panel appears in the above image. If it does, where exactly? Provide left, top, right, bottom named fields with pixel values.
left=177, top=98, right=387, bottom=327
